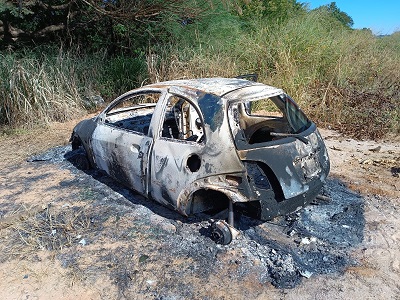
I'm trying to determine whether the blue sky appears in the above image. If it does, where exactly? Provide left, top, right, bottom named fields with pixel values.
left=305, top=0, right=400, bottom=35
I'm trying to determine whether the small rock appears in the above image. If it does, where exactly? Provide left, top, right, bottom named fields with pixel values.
left=78, top=238, right=86, bottom=246
left=161, top=223, right=176, bottom=233
left=139, top=254, right=149, bottom=263
left=300, top=270, right=313, bottom=278
left=360, top=159, right=373, bottom=165
left=368, top=146, right=381, bottom=152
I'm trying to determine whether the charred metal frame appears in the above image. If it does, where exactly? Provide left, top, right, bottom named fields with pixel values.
left=71, top=78, right=330, bottom=237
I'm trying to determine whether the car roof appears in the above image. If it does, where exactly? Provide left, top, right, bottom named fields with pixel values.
left=146, top=77, right=282, bottom=97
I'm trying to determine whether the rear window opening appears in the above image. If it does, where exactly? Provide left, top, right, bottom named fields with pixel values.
left=229, top=94, right=311, bottom=146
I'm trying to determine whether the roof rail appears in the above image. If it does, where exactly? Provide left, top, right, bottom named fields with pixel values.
left=235, top=74, right=258, bottom=82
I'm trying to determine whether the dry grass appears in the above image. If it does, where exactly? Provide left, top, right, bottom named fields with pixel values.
left=1, top=10, right=399, bottom=139
left=0, top=52, right=87, bottom=128
left=146, top=10, right=400, bottom=139
left=0, top=203, right=91, bottom=258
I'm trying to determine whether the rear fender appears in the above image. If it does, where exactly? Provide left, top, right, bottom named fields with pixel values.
left=176, top=177, right=248, bottom=216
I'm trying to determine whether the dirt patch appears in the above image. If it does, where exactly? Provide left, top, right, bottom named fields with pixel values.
left=320, top=128, right=400, bottom=198
left=0, top=114, right=96, bottom=169
left=0, top=123, right=399, bottom=299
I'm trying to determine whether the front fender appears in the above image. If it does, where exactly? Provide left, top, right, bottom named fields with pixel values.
left=70, top=118, right=98, bottom=167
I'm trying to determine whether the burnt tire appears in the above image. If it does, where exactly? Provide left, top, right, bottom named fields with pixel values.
left=73, top=153, right=90, bottom=170
left=211, top=220, right=232, bottom=245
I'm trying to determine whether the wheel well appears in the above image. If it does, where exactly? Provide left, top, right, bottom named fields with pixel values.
left=70, top=135, right=93, bottom=169
left=71, top=134, right=82, bottom=150
left=187, top=189, right=230, bottom=215
left=257, top=161, right=284, bottom=201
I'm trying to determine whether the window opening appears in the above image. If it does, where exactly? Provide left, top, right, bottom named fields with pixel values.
left=104, top=93, right=161, bottom=134
left=161, top=96, right=205, bottom=143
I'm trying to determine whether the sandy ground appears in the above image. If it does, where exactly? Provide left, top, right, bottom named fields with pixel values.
left=0, top=120, right=399, bottom=300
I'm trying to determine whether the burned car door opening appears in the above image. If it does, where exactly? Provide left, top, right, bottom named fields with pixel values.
left=70, top=77, right=330, bottom=244
left=150, top=94, right=209, bottom=208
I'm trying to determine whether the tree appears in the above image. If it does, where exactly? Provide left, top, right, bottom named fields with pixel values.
left=235, top=0, right=306, bottom=22
left=0, top=0, right=79, bottom=47
left=322, top=2, right=353, bottom=28
left=0, top=0, right=200, bottom=53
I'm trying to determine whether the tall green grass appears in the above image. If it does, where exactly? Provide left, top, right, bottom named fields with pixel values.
left=0, top=48, right=147, bottom=128
left=149, top=9, right=399, bottom=138
left=1, top=9, right=398, bottom=139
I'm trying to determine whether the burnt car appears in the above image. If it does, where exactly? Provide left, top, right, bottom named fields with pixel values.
left=71, top=77, right=330, bottom=243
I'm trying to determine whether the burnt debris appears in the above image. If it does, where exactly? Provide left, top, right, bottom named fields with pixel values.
left=22, top=145, right=364, bottom=292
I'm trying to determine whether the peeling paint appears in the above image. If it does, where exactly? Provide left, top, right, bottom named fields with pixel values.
left=285, top=166, right=293, bottom=176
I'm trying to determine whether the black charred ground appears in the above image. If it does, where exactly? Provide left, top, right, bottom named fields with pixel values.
left=26, top=146, right=365, bottom=292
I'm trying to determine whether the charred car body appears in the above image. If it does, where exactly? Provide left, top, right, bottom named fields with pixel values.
left=71, top=77, right=330, bottom=243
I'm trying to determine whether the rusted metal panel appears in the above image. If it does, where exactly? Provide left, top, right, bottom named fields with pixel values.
left=237, top=127, right=325, bottom=199
left=224, top=84, right=284, bottom=103
left=151, top=78, right=258, bottom=97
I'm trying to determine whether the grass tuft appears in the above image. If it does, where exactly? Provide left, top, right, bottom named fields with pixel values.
left=0, top=204, right=91, bottom=258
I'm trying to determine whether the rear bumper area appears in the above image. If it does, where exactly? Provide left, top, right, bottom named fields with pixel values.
left=258, top=178, right=324, bottom=221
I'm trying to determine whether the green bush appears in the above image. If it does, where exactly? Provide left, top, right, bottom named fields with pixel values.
left=100, top=54, right=147, bottom=98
